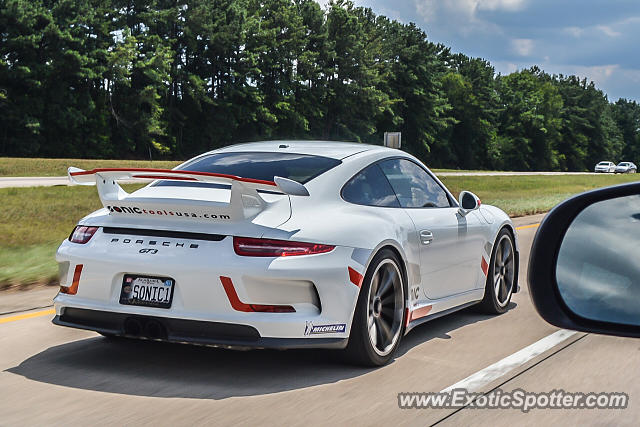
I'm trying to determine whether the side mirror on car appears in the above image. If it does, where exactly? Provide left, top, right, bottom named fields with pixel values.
left=529, top=181, right=640, bottom=338
left=458, top=191, right=481, bottom=216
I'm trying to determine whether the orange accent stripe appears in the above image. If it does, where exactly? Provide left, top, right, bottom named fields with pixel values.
left=481, top=257, right=489, bottom=276
left=406, top=305, right=432, bottom=325
left=70, top=168, right=277, bottom=186
left=60, top=264, right=83, bottom=295
left=348, top=267, right=363, bottom=288
left=219, top=276, right=295, bottom=313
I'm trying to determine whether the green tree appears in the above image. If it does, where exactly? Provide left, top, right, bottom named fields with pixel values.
left=374, top=20, right=451, bottom=161
left=317, top=0, right=388, bottom=141
left=612, top=98, right=640, bottom=163
left=0, top=0, right=636, bottom=171
left=438, top=54, right=499, bottom=169
left=495, top=68, right=563, bottom=171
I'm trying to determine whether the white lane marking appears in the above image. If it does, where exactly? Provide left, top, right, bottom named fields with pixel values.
left=441, top=329, right=577, bottom=393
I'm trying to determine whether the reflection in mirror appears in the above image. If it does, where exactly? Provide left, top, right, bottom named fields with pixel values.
left=556, top=195, right=640, bottom=326
left=461, top=192, right=476, bottom=210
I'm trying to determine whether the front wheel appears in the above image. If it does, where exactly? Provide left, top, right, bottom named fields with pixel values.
left=478, top=229, right=516, bottom=314
left=345, top=249, right=406, bottom=366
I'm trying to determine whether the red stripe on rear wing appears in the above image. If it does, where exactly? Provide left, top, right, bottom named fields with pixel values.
left=69, top=167, right=278, bottom=187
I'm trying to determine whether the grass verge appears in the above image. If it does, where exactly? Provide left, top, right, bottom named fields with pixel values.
left=2, top=174, right=640, bottom=287
left=439, top=174, right=640, bottom=216
left=0, top=157, right=181, bottom=177
left=0, top=184, right=143, bottom=288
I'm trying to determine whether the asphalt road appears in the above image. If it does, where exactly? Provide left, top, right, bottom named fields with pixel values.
left=0, top=172, right=600, bottom=188
left=0, top=176, right=70, bottom=188
left=1, top=214, right=637, bottom=426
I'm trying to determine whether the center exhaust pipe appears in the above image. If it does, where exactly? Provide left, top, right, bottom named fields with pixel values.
left=124, top=317, right=142, bottom=336
left=144, top=319, right=167, bottom=340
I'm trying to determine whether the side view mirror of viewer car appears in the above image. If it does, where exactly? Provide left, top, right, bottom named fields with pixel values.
left=458, top=191, right=481, bottom=216
left=529, top=181, right=640, bottom=337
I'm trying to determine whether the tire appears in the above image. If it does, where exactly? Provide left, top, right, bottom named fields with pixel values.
left=478, top=229, right=516, bottom=314
left=345, top=249, right=406, bottom=367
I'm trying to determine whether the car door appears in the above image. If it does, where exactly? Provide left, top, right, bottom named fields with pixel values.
left=378, top=158, right=485, bottom=300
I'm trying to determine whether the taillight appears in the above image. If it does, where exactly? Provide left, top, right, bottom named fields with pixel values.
left=233, top=237, right=335, bottom=257
left=69, top=226, right=99, bottom=244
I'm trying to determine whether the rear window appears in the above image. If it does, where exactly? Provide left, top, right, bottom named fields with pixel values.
left=155, top=152, right=341, bottom=187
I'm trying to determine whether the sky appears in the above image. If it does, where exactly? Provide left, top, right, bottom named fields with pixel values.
left=317, top=0, right=640, bottom=102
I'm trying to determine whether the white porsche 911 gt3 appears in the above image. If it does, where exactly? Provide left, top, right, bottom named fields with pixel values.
left=53, top=141, right=518, bottom=366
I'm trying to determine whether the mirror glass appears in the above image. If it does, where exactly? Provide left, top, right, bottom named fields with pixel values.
left=556, top=194, right=640, bottom=326
left=461, top=192, right=477, bottom=210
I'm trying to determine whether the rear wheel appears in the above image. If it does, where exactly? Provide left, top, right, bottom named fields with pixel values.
left=345, top=249, right=405, bottom=366
left=478, top=229, right=516, bottom=314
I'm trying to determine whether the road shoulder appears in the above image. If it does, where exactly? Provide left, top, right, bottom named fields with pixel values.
left=0, top=286, right=57, bottom=315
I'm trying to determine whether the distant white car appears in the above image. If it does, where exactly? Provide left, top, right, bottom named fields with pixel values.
left=52, top=141, right=518, bottom=366
left=595, top=161, right=616, bottom=173
left=615, top=162, right=637, bottom=174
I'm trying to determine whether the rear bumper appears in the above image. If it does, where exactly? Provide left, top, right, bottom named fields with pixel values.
left=53, top=307, right=348, bottom=350
left=55, top=228, right=366, bottom=340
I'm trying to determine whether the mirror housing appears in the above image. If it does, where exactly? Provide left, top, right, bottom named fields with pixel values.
left=528, top=181, right=640, bottom=338
left=274, top=176, right=309, bottom=196
left=458, top=191, right=481, bottom=216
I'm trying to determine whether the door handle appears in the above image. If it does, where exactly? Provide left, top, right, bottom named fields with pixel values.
left=420, top=230, right=434, bottom=245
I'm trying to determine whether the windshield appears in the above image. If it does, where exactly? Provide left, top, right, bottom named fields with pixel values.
left=154, top=152, right=341, bottom=188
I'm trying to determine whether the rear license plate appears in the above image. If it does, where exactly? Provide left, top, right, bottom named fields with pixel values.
left=119, top=275, right=174, bottom=309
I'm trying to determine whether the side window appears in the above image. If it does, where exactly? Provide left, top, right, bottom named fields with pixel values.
left=379, top=159, right=451, bottom=208
left=342, top=164, right=400, bottom=207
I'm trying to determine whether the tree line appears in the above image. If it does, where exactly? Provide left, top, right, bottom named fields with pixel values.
left=1, top=0, right=640, bottom=171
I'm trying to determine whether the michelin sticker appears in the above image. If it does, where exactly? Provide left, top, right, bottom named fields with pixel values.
left=304, top=321, right=346, bottom=335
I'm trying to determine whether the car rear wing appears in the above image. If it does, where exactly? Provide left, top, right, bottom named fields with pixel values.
left=68, top=167, right=309, bottom=221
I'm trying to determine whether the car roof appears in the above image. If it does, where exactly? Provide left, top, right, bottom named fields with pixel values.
left=209, top=140, right=389, bottom=160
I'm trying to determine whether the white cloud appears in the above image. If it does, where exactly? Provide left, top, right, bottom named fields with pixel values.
left=565, top=64, right=620, bottom=84
left=413, top=0, right=527, bottom=37
left=415, top=0, right=527, bottom=22
left=596, top=25, right=622, bottom=37
left=478, top=0, right=527, bottom=11
left=564, top=26, right=584, bottom=38
left=511, top=38, right=534, bottom=56
left=493, top=61, right=519, bottom=75
left=565, top=21, right=626, bottom=39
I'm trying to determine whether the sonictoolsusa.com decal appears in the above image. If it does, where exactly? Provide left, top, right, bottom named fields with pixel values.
left=106, top=205, right=231, bottom=220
